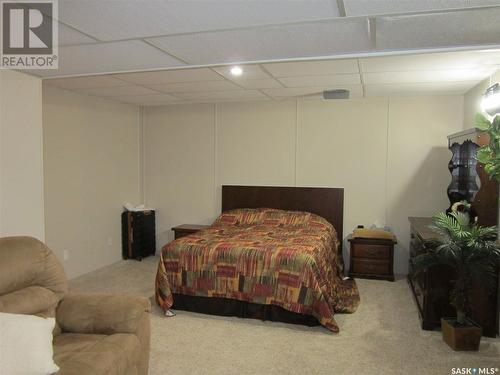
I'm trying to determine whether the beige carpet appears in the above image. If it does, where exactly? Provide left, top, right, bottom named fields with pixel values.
left=70, top=257, right=500, bottom=375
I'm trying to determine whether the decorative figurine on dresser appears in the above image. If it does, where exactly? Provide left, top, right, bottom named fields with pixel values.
left=408, top=128, right=499, bottom=337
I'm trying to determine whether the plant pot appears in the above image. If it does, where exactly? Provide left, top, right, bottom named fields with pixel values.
left=441, top=318, right=482, bottom=351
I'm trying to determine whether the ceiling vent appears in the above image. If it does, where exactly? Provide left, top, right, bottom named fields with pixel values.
left=322, top=89, right=350, bottom=100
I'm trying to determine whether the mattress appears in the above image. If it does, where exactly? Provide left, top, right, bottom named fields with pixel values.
left=155, top=208, right=360, bottom=332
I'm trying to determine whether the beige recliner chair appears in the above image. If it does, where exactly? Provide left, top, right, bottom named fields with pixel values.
left=0, top=236, right=151, bottom=375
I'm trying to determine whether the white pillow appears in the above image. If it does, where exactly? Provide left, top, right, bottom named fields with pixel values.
left=0, top=312, right=59, bottom=375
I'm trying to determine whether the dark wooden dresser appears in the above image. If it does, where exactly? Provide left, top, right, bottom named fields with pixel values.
left=408, top=217, right=499, bottom=337
left=172, top=224, right=210, bottom=239
left=348, top=235, right=396, bottom=281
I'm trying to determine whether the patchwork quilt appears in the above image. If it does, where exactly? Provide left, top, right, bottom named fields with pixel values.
left=155, top=208, right=360, bottom=332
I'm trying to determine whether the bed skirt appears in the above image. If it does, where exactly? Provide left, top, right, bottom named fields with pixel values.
left=172, top=293, right=320, bottom=327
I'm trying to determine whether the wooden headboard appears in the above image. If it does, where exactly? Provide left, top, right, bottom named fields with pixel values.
left=221, top=185, right=344, bottom=245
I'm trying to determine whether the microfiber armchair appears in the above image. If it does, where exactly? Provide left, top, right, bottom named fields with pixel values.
left=0, top=236, right=151, bottom=375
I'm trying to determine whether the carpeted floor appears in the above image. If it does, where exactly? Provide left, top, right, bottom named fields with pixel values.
left=69, top=256, right=500, bottom=375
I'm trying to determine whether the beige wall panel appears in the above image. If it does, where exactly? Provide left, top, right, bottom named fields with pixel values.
left=387, top=96, right=463, bottom=273
left=464, top=79, right=489, bottom=129
left=296, top=98, right=389, bottom=259
left=0, top=70, right=44, bottom=241
left=144, top=104, right=216, bottom=250
left=43, top=86, right=140, bottom=278
left=217, top=100, right=296, bottom=186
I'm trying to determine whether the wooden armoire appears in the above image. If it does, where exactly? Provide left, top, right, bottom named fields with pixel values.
left=407, top=129, right=499, bottom=337
left=447, top=129, right=498, bottom=226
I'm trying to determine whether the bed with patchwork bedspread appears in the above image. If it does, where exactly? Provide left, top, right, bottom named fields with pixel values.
left=155, top=208, right=360, bottom=332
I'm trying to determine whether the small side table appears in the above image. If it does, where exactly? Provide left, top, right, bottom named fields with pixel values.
left=348, top=234, right=396, bottom=281
left=172, top=224, right=210, bottom=239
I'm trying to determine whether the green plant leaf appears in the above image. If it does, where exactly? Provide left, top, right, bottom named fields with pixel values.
left=485, top=163, right=495, bottom=175
left=476, top=111, right=500, bottom=183
left=476, top=146, right=492, bottom=164
left=475, top=113, right=491, bottom=131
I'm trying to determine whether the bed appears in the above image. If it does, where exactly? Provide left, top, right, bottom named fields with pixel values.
left=155, top=185, right=360, bottom=332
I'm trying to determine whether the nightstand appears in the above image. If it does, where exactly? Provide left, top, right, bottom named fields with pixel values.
left=172, top=224, right=210, bottom=239
left=348, top=234, right=396, bottom=281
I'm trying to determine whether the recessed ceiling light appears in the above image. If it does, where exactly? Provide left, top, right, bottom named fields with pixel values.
left=230, top=66, right=243, bottom=76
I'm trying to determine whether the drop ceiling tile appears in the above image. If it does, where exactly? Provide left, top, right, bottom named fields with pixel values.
left=33, top=40, right=185, bottom=77
left=376, top=8, right=500, bottom=50
left=78, top=86, right=160, bottom=97
left=232, top=78, right=283, bottom=89
left=278, top=74, right=361, bottom=87
left=344, top=0, right=500, bottom=16
left=110, top=94, right=180, bottom=105
left=294, top=94, right=325, bottom=100
left=147, top=80, right=241, bottom=93
left=142, top=101, right=190, bottom=106
left=262, top=87, right=332, bottom=97
left=365, top=81, right=477, bottom=97
left=263, top=59, right=359, bottom=76
left=274, top=90, right=364, bottom=99
left=43, top=75, right=129, bottom=90
left=263, top=85, right=363, bottom=98
left=59, top=23, right=97, bottom=46
left=360, top=50, right=500, bottom=72
left=188, top=97, right=272, bottom=104
left=363, top=68, right=495, bottom=84
left=146, top=20, right=371, bottom=65
left=113, top=68, right=223, bottom=85
left=173, top=90, right=266, bottom=100
left=58, top=0, right=339, bottom=41
left=213, top=65, right=271, bottom=80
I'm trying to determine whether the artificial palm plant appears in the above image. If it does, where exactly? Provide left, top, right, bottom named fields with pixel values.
left=413, top=211, right=500, bottom=325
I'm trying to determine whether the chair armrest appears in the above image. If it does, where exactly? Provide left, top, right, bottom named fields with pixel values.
left=56, top=293, right=151, bottom=335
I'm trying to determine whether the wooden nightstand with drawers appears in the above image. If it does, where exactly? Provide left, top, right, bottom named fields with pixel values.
left=172, top=224, right=210, bottom=239
left=348, top=234, right=396, bottom=281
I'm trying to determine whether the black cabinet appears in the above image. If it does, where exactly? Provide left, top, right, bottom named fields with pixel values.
left=121, top=210, right=156, bottom=261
